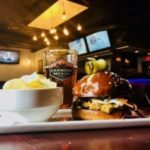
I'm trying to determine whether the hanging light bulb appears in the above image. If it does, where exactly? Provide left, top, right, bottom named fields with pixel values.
left=63, top=27, right=69, bottom=36
left=46, top=41, right=50, bottom=46
left=77, top=24, right=82, bottom=31
left=54, top=34, right=59, bottom=40
left=44, top=37, right=48, bottom=42
left=62, top=11, right=66, bottom=20
left=41, top=32, right=46, bottom=37
left=32, top=35, right=37, bottom=41
left=49, top=9, right=57, bottom=34
left=61, top=1, right=66, bottom=20
left=50, top=28, right=57, bottom=34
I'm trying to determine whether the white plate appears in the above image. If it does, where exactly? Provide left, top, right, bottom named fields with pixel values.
left=0, top=109, right=150, bottom=134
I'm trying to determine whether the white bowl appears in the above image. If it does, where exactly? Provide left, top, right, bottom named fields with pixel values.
left=0, top=87, right=63, bottom=122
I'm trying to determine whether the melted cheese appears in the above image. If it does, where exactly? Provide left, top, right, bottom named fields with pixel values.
left=83, top=98, right=123, bottom=114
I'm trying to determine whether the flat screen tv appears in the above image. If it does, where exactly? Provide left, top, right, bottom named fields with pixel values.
left=0, top=50, right=20, bottom=64
left=68, top=38, right=87, bottom=55
left=86, top=30, right=111, bottom=52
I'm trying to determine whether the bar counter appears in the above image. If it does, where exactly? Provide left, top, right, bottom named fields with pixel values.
left=0, top=127, right=150, bottom=150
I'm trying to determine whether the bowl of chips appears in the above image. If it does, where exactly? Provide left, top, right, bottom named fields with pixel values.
left=0, top=73, right=63, bottom=122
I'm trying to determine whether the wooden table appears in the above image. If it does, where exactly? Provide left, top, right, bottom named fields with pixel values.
left=0, top=127, right=149, bottom=150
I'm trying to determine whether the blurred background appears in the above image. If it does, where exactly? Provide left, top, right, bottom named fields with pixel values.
left=0, top=0, right=150, bottom=93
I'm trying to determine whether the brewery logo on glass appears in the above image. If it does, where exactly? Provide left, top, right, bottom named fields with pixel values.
left=48, top=59, right=73, bottom=81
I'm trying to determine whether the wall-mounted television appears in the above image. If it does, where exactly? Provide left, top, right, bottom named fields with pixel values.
left=86, top=30, right=111, bottom=52
left=68, top=38, right=88, bottom=55
left=0, top=50, right=20, bottom=64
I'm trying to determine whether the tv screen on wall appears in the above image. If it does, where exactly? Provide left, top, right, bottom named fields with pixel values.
left=68, top=38, right=88, bottom=55
left=0, top=50, right=20, bottom=64
left=86, top=30, right=111, bottom=52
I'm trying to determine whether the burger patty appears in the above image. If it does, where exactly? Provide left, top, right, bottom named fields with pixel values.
left=72, top=97, right=146, bottom=118
left=73, top=97, right=124, bottom=114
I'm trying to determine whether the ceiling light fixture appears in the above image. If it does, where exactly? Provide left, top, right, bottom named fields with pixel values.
left=49, top=10, right=57, bottom=34
left=116, top=57, right=121, bottom=62
left=41, top=32, right=46, bottom=37
left=77, top=23, right=82, bottom=31
left=31, top=1, right=88, bottom=45
left=54, top=34, right=59, bottom=40
left=125, top=58, right=130, bottom=64
left=63, top=27, right=69, bottom=36
left=61, top=1, right=66, bottom=20
left=32, top=35, right=38, bottom=41
left=50, top=28, right=57, bottom=34
left=46, top=41, right=50, bottom=46
left=62, top=11, right=66, bottom=20
left=44, top=37, right=49, bottom=42
left=28, top=0, right=88, bottom=30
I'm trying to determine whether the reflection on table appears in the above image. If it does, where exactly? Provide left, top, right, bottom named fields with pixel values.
left=0, top=127, right=150, bottom=150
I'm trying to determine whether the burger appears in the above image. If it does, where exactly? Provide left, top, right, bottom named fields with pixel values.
left=72, top=71, right=145, bottom=120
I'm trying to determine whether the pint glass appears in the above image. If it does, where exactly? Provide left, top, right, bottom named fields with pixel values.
left=45, top=49, right=78, bottom=108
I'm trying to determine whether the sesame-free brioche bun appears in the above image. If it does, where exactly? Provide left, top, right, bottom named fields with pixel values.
left=72, top=108, right=124, bottom=120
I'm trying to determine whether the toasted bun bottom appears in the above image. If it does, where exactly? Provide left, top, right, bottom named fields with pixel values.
left=72, top=109, right=123, bottom=120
